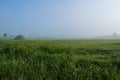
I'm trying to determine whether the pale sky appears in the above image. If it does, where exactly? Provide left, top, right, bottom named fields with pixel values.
left=0, top=0, right=120, bottom=38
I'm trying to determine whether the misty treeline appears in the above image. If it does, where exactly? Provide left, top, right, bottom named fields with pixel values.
left=0, top=33, right=25, bottom=40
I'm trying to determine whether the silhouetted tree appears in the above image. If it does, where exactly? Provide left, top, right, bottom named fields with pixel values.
left=14, top=35, right=25, bottom=40
left=3, top=33, right=7, bottom=37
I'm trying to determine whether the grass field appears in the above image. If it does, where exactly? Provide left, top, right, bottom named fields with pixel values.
left=0, top=39, right=120, bottom=80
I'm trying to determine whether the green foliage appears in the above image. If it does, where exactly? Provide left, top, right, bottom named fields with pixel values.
left=0, top=40, right=120, bottom=80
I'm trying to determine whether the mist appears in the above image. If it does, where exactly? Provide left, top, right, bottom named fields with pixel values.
left=0, top=0, right=120, bottom=38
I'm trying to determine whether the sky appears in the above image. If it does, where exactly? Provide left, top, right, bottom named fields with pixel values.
left=0, top=0, right=120, bottom=38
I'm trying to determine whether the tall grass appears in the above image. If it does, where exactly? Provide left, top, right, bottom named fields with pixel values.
left=0, top=40, right=120, bottom=80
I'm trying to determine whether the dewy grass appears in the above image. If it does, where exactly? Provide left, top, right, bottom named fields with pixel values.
left=0, top=39, right=120, bottom=80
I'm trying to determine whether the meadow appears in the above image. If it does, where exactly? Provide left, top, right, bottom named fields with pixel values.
left=0, top=39, right=120, bottom=80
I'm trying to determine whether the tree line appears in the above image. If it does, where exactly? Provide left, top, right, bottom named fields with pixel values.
left=2, top=33, right=25, bottom=40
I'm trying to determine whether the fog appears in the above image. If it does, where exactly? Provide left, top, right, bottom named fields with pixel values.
left=0, top=0, right=120, bottom=38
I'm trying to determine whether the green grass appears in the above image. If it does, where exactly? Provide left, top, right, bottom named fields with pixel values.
left=0, top=39, right=120, bottom=80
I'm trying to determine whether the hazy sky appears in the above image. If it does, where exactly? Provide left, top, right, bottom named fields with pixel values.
left=0, top=0, right=120, bottom=38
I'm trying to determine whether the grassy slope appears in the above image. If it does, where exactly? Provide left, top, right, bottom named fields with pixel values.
left=0, top=39, right=120, bottom=80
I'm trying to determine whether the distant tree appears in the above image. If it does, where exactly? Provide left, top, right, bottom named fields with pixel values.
left=3, top=33, right=7, bottom=37
left=14, top=35, right=25, bottom=40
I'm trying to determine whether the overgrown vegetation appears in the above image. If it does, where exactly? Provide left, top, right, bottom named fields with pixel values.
left=0, top=39, right=120, bottom=80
